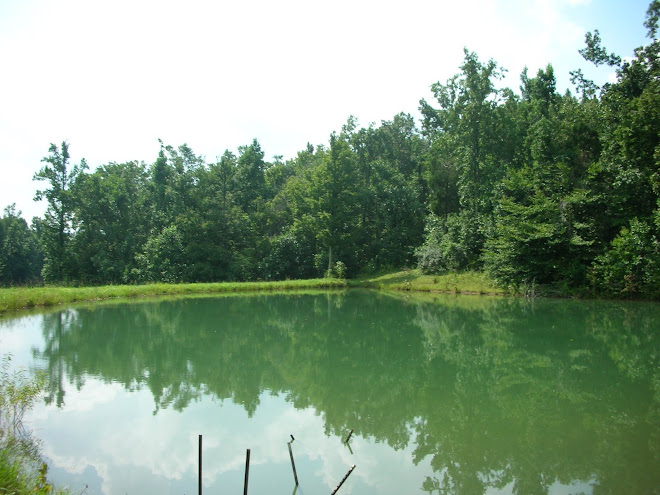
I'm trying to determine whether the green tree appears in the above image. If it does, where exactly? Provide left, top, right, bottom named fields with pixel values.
left=211, top=150, right=237, bottom=209
left=70, top=161, right=150, bottom=284
left=33, top=142, right=87, bottom=282
left=424, top=140, right=460, bottom=226
left=134, top=224, right=186, bottom=283
left=421, top=49, right=507, bottom=214
left=150, top=147, right=172, bottom=231
left=234, top=139, right=267, bottom=213
left=262, top=222, right=318, bottom=280
left=419, top=50, right=510, bottom=269
left=572, top=2, right=660, bottom=243
left=0, top=206, right=42, bottom=285
left=261, top=147, right=326, bottom=280
left=149, top=141, right=204, bottom=231
left=574, top=1, right=660, bottom=298
left=344, top=115, right=427, bottom=271
left=590, top=214, right=660, bottom=298
left=360, top=159, right=425, bottom=270
left=483, top=66, right=602, bottom=288
left=311, top=132, right=361, bottom=275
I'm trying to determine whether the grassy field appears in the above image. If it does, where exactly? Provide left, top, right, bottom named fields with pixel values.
left=0, top=270, right=509, bottom=314
left=350, top=269, right=508, bottom=295
left=0, top=278, right=349, bottom=314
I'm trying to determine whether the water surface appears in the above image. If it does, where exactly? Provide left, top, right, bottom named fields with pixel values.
left=1, top=290, right=658, bottom=494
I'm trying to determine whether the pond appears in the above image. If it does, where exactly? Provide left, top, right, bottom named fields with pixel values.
left=0, top=290, right=658, bottom=494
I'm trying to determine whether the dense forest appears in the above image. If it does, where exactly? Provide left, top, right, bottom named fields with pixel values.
left=1, top=3, right=660, bottom=299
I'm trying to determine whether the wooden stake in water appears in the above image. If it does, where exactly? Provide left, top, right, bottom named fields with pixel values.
left=288, top=440, right=299, bottom=485
left=330, top=465, right=356, bottom=494
left=198, top=435, right=202, bottom=495
left=244, top=448, right=251, bottom=495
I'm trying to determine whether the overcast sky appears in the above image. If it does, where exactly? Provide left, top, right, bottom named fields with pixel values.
left=0, top=0, right=651, bottom=221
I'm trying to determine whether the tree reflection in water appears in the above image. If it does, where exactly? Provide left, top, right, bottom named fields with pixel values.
left=30, top=291, right=660, bottom=494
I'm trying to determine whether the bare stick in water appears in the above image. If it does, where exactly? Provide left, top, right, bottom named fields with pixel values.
left=244, top=448, right=251, bottom=495
left=288, top=440, right=299, bottom=485
left=330, top=465, right=356, bottom=494
left=198, top=434, right=202, bottom=495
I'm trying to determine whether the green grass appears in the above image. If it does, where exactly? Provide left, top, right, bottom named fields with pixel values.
left=0, top=270, right=510, bottom=314
left=0, top=278, right=348, bottom=314
left=1, top=355, right=68, bottom=494
left=350, top=268, right=508, bottom=295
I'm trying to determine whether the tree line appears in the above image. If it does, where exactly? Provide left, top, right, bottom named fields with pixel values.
left=2, top=2, right=660, bottom=299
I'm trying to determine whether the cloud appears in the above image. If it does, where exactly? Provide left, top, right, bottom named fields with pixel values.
left=27, top=385, right=431, bottom=494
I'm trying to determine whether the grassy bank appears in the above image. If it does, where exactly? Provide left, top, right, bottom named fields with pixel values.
left=350, top=269, right=509, bottom=295
left=0, top=278, right=348, bottom=314
left=0, top=271, right=510, bottom=314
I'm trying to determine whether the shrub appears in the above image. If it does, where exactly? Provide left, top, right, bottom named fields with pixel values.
left=590, top=217, right=660, bottom=299
left=0, top=354, right=60, bottom=494
left=415, top=214, right=468, bottom=274
left=333, top=261, right=347, bottom=278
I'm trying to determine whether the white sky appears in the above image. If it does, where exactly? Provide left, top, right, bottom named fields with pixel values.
left=0, top=0, right=651, bottom=221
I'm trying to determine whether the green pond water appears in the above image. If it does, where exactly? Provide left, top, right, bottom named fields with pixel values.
left=0, top=290, right=658, bottom=494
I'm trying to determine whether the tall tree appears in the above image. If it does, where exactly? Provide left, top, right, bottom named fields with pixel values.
left=418, top=50, right=508, bottom=269
left=421, top=49, right=507, bottom=214
left=33, top=141, right=87, bottom=282
left=211, top=150, right=237, bottom=209
left=310, top=132, right=361, bottom=274
left=234, top=139, right=267, bottom=213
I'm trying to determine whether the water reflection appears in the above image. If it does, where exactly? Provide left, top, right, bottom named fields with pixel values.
left=1, top=290, right=658, bottom=494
